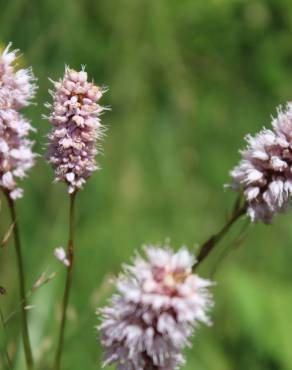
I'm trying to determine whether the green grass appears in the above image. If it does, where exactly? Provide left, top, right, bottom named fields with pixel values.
left=1, top=0, right=292, bottom=369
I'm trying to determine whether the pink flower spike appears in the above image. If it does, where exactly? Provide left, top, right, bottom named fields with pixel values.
left=46, top=66, right=106, bottom=193
left=0, top=44, right=37, bottom=199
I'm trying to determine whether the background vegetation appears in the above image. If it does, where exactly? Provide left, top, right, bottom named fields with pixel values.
left=1, top=0, right=292, bottom=369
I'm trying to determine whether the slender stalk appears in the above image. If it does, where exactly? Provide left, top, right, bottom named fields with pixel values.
left=4, top=191, right=33, bottom=369
left=209, top=219, right=250, bottom=277
left=54, top=192, right=77, bottom=370
left=194, top=200, right=247, bottom=270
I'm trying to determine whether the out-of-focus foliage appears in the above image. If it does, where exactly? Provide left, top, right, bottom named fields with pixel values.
left=1, top=0, right=292, bottom=369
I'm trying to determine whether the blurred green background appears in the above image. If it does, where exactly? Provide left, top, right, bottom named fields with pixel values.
left=1, top=0, right=292, bottom=369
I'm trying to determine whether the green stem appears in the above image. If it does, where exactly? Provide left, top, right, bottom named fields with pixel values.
left=4, top=191, right=33, bottom=370
left=194, top=201, right=247, bottom=270
left=54, top=192, right=77, bottom=370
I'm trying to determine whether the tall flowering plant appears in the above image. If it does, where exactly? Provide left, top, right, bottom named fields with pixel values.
left=0, top=44, right=37, bottom=370
left=45, top=66, right=105, bottom=370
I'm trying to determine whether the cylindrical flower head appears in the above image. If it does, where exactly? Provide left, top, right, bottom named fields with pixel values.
left=98, top=245, right=214, bottom=370
left=46, top=67, right=105, bottom=194
left=230, top=123, right=292, bottom=223
left=0, top=43, right=37, bottom=109
left=0, top=44, right=36, bottom=199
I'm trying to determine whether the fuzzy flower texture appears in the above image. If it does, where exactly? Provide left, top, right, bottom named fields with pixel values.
left=46, top=67, right=105, bottom=194
left=231, top=103, right=292, bottom=223
left=0, top=44, right=36, bottom=199
left=99, top=246, right=214, bottom=370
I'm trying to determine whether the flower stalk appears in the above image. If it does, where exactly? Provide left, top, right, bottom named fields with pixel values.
left=4, top=190, right=33, bottom=370
left=194, top=199, right=247, bottom=269
left=54, top=191, right=77, bottom=370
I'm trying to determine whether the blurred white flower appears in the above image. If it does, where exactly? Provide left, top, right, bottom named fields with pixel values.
left=54, top=247, right=70, bottom=267
left=98, top=245, right=214, bottom=370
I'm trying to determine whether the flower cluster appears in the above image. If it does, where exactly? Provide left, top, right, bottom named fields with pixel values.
left=230, top=103, right=292, bottom=223
left=46, top=67, right=105, bottom=194
left=0, top=44, right=36, bottom=199
left=98, top=245, right=214, bottom=370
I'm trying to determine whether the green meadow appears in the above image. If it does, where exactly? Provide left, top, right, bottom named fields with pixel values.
left=1, top=0, right=292, bottom=369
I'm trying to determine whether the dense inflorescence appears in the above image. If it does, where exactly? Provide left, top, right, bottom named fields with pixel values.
left=0, top=44, right=36, bottom=199
left=230, top=103, right=292, bottom=223
left=46, top=67, right=105, bottom=194
left=99, top=245, right=214, bottom=370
